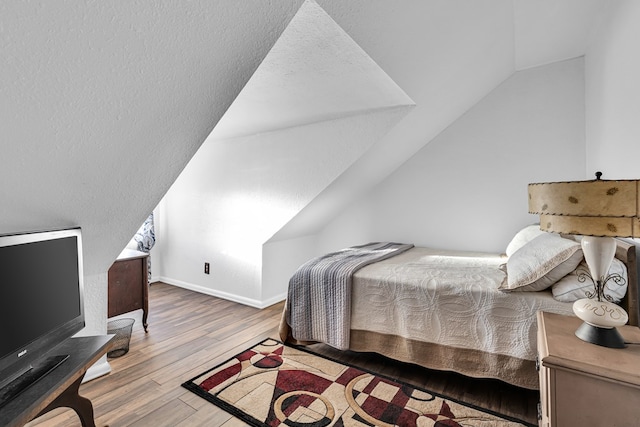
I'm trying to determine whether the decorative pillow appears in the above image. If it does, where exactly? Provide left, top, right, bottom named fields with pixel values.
left=552, top=258, right=628, bottom=303
left=500, top=233, right=583, bottom=292
left=505, top=224, right=546, bottom=257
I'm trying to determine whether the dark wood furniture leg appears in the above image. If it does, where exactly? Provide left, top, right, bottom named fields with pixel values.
left=35, top=376, right=95, bottom=427
left=142, top=255, right=149, bottom=333
left=142, top=310, right=149, bottom=333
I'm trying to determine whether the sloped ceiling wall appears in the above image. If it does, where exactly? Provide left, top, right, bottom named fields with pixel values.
left=0, top=1, right=303, bottom=275
left=157, top=1, right=415, bottom=305
left=0, top=0, right=604, bottom=320
left=318, top=58, right=587, bottom=255
left=0, top=1, right=303, bottom=336
left=210, top=0, right=414, bottom=140
left=268, top=0, right=601, bottom=241
left=157, top=1, right=601, bottom=306
left=513, top=0, right=602, bottom=69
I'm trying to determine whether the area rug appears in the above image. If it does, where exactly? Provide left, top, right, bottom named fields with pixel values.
left=182, top=338, right=531, bottom=427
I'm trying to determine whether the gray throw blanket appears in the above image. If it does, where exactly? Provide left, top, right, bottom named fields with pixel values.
left=286, top=242, right=414, bottom=350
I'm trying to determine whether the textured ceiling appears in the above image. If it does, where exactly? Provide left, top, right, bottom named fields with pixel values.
left=209, top=0, right=600, bottom=142
left=514, top=0, right=601, bottom=69
left=209, top=1, right=413, bottom=140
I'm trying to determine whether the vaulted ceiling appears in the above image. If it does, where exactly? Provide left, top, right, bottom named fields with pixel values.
left=156, top=0, right=602, bottom=303
left=0, top=0, right=601, bottom=300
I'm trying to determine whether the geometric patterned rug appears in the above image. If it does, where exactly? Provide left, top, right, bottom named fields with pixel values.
left=182, top=338, right=532, bottom=427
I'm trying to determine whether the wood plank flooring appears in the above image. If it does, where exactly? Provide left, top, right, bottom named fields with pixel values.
left=25, top=282, right=538, bottom=426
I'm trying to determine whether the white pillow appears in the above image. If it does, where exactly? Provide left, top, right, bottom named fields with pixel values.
left=500, top=233, right=583, bottom=292
left=552, top=258, right=628, bottom=303
left=505, top=224, right=546, bottom=257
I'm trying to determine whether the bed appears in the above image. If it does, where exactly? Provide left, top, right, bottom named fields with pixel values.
left=279, top=228, right=639, bottom=390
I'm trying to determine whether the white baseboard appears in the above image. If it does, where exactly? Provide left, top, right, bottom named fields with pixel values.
left=156, top=276, right=286, bottom=309
left=82, top=356, right=111, bottom=383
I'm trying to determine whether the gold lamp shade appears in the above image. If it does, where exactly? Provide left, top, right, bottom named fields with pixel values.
left=528, top=176, right=640, bottom=237
left=528, top=172, right=640, bottom=348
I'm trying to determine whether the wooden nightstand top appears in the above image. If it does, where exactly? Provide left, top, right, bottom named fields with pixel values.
left=538, top=311, right=640, bottom=388
left=116, top=248, right=148, bottom=261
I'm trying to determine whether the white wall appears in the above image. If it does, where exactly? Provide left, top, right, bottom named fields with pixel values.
left=513, top=0, right=601, bottom=70
left=75, top=273, right=110, bottom=380
left=585, top=1, right=640, bottom=179
left=166, top=57, right=586, bottom=306
left=262, top=235, right=318, bottom=303
left=319, top=58, right=587, bottom=255
left=152, top=2, right=605, bottom=308
left=159, top=1, right=521, bottom=307
left=155, top=107, right=409, bottom=307
left=0, top=1, right=303, bottom=344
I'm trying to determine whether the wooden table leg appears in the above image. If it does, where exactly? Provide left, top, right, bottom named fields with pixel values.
left=35, top=375, right=96, bottom=427
left=142, top=308, right=149, bottom=333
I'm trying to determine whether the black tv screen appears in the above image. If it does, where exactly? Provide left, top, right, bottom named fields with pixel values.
left=0, top=228, right=85, bottom=389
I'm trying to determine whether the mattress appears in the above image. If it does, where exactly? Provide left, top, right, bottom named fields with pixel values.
left=348, top=247, right=576, bottom=389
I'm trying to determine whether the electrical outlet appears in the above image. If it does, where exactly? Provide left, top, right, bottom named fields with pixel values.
left=204, top=262, right=210, bottom=274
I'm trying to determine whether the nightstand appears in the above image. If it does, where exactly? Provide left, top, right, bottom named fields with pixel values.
left=536, top=311, right=640, bottom=426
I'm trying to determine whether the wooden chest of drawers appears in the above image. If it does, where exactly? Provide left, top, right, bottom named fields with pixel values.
left=537, top=311, right=640, bottom=426
left=108, top=249, right=149, bottom=332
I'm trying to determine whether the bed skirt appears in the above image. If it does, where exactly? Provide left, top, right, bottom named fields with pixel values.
left=278, top=313, right=537, bottom=390
left=348, top=329, right=537, bottom=390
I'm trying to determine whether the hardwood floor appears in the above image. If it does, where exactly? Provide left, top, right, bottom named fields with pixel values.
left=25, top=282, right=539, bottom=426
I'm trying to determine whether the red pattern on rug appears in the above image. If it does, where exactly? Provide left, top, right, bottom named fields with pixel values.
left=182, top=339, right=530, bottom=427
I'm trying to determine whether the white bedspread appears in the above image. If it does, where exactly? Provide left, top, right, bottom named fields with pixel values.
left=351, top=247, right=575, bottom=362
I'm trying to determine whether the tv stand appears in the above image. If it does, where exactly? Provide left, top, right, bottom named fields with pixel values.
left=0, top=354, right=69, bottom=409
left=0, top=335, right=113, bottom=427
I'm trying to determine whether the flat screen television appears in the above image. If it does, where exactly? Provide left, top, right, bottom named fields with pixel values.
left=0, top=227, right=85, bottom=405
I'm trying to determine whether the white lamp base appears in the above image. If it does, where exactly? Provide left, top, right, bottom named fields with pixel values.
left=573, top=298, right=628, bottom=348
left=573, top=235, right=629, bottom=348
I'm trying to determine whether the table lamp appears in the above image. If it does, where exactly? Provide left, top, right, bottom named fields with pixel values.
left=528, top=172, right=640, bottom=348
